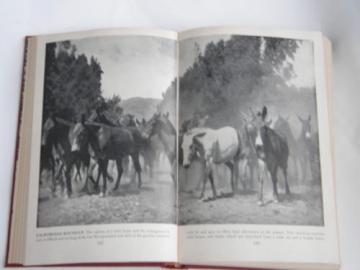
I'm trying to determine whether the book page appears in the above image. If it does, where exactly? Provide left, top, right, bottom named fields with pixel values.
left=22, top=28, right=178, bottom=266
left=177, top=27, right=339, bottom=269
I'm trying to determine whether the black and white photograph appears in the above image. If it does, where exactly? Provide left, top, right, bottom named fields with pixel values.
left=178, top=35, right=324, bottom=226
left=37, top=35, right=177, bottom=227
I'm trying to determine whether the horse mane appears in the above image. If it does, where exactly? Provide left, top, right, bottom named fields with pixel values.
left=159, top=115, right=176, bottom=136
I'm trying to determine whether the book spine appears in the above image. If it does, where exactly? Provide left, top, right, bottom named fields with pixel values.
left=5, top=36, right=31, bottom=267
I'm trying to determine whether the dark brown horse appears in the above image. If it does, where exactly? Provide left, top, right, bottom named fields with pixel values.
left=70, top=119, right=148, bottom=196
left=273, top=115, right=299, bottom=182
left=250, top=107, right=291, bottom=205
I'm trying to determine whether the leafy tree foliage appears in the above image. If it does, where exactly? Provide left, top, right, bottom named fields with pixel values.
left=42, top=41, right=116, bottom=122
left=179, top=35, right=299, bottom=128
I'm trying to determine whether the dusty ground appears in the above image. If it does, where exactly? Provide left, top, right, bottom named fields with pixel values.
left=38, top=165, right=176, bottom=227
left=178, top=162, right=324, bottom=226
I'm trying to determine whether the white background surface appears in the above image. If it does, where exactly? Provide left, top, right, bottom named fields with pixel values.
left=0, top=0, right=359, bottom=269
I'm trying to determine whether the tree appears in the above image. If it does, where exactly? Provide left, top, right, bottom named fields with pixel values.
left=42, top=41, right=104, bottom=122
left=179, top=35, right=299, bottom=127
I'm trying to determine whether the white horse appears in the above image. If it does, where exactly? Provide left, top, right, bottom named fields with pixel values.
left=181, top=127, right=241, bottom=200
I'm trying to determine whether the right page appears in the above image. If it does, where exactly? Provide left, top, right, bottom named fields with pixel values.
left=177, top=27, right=339, bottom=270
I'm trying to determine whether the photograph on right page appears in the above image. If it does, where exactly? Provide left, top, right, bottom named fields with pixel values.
left=178, top=34, right=324, bottom=226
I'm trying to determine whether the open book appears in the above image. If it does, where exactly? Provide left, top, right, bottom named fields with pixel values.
left=6, top=27, right=340, bottom=270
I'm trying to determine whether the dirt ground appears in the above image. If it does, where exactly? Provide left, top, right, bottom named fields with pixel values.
left=178, top=162, right=324, bottom=226
left=37, top=165, right=176, bottom=227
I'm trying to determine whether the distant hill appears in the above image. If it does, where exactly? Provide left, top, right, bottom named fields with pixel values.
left=120, top=97, right=161, bottom=120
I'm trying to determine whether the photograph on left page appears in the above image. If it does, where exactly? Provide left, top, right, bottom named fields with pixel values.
left=37, top=35, right=177, bottom=227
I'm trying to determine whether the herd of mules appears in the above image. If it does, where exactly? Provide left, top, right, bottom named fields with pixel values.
left=40, top=105, right=320, bottom=207
left=180, top=106, right=320, bottom=206
left=40, top=110, right=176, bottom=198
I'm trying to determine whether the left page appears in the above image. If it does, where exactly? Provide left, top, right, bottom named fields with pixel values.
left=22, top=28, right=178, bottom=266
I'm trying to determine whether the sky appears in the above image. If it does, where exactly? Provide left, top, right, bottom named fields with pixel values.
left=179, top=35, right=315, bottom=89
left=72, top=35, right=177, bottom=100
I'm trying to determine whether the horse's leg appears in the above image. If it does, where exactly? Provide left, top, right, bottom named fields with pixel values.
left=282, top=166, right=291, bottom=196
left=291, top=155, right=298, bottom=184
left=149, top=156, right=154, bottom=179
left=131, top=153, right=142, bottom=188
left=74, top=159, right=80, bottom=182
left=81, top=162, right=91, bottom=194
left=94, top=160, right=103, bottom=191
left=55, top=162, right=64, bottom=181
left=99, top=159, right=109, bottom=197
left=79, top=157, right=94, bottom=194
left=270, top=166, right=279, bottom=203
left=208, top=168, right=217, bottom=200
left=257, top=160, right=265, bottom=206
left=64, top=155, right=75, bottom=198
left=106, top=160, right=114, bottom=183
left=300, top=155, right=307, bottom=182
left=97, top=160, right=104, bottom=196
left=88, top=160, right=97, bottom=185
left=199, top=162, right=208, bottom=199
left=249, top=161, right=255, bottom=190
left=50, top=157, right=56, bottom=196
left=225, top=161, right=235, bottom=195
left=56, top=157, right=67, bottom=195
left=232, top=159, right=240, bottom=192
left=239, top=159, right=248, bottom=189
left=113, top=159, right=123, bottom=191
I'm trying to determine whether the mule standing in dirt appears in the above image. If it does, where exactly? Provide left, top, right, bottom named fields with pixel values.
left=181, top=126, right=241, bottom=200
left=250, top=107, right=291, bottom=205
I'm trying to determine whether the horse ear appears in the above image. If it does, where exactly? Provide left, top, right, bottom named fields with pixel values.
left=165, top=112, right=169, bottom=118
left=262, top=106, right=267, bottom=120
left=308, top=115, right=311, bottom=122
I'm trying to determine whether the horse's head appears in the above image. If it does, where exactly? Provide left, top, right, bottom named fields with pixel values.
left=142, top=112, right=175, bottom=139
left=41, top=115, right=56, bottom=146
left=88, top=109, right=99, bottom=122
left=140, top=113, right=160, bottom=139
left=249, top=106, right=269, bottom=158
left=181, top=130, right=205, bottom=169
left=298, top=115, right=312, bottom=141
left=69, top=119, right=88, bottom=152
